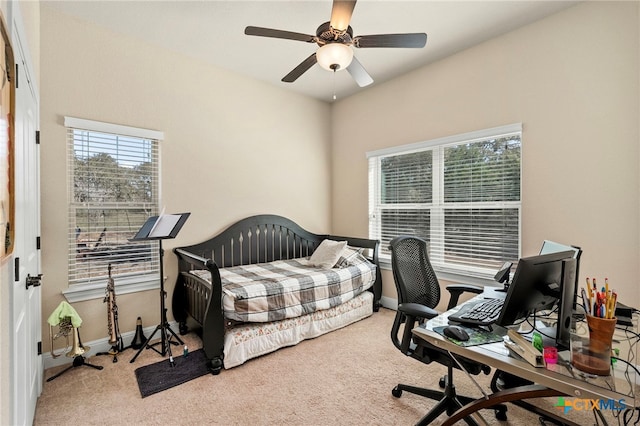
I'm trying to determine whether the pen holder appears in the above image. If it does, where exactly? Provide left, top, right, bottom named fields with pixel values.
left=571, top=315, right=616, bottom=376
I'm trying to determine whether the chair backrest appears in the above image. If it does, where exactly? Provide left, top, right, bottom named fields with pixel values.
left=389, top=236, right=441, bottom=309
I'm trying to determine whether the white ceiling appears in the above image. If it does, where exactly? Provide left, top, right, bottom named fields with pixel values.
left=43, top=0, right=578, bottom=103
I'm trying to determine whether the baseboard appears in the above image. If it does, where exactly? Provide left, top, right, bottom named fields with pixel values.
left=43, top=321, right=180, bottom=370
left=380, top=296, right=397, bottom=310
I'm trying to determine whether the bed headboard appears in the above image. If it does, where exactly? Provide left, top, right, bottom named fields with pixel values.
left=176, top=214, right=325, bottom=267
left=176, top=214, right=379, bottom=269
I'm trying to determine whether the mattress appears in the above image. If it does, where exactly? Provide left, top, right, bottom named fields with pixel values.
left=189, top=257, right=376, bottom=322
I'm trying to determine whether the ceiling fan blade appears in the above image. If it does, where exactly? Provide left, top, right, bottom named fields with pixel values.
left=354, top=33, right=427, bottom=48
left=347, top=56, right=373, bottom=87
left=330, top=0, right=357, bottom=31
left=245, top=26, right=316, bottom=43
left=282, top=53, right=318, bottom=83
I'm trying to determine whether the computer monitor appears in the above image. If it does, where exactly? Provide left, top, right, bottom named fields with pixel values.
left=495, top=250, right=578, bottom=349
left=539, top=240, right=582, bottom=282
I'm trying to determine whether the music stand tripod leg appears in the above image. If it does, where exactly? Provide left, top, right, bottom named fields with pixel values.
left=166, top=323, right=184, bottom=345
left=129, top=323, right=162, bottom=363
left=161, top=306, right=184, bottom=347
left=145, top=308, right=184, bottom=356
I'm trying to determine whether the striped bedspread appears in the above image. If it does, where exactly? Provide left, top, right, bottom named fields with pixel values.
left=189, top=258, right=376, bottom=323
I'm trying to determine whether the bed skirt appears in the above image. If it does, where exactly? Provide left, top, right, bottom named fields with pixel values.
left=223, top=291, right=374, bottom=369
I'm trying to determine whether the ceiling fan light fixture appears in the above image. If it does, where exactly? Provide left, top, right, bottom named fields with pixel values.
left=316, top=43, right=353, bottom=72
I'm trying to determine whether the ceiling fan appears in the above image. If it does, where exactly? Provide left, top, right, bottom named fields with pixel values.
left=244, top=0, right=427, bottom=88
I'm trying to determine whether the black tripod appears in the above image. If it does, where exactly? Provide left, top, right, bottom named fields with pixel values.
left=47, top=355, right=103, bottom=382
left=96, top=338, right=126, bottom=363
left=47, top=330, right=103, bottom=382
left=129, top=213, right=189, bottom=363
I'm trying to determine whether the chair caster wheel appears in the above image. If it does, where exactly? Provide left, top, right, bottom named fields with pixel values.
left=392, top=386, right=402, bottom=398
left=495, top=408, right=507, bottom=421
left=439, top=376, right=446, bottom=388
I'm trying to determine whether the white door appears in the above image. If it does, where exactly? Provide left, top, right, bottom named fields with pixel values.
left=11, top=28, right=41, bottom=426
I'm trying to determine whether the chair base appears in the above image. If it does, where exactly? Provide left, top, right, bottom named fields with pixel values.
left=393, top=366, right=507, bottom=426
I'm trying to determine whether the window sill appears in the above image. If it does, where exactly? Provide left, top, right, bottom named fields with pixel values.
left=62, top=275, right=160, bottom=303
left=379, top=259, right=499, bottom=288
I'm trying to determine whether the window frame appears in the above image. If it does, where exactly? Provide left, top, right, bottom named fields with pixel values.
left=367, top=123, right=522, bottom=284
left=63, top=117, right=163, bottom=302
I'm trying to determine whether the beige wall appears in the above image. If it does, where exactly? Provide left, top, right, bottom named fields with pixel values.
left=331, top=2, right=640, bottom=311
left=40, top=6, right=331, bottom=347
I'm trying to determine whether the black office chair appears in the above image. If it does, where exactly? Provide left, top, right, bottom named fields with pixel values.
left=389, top=236, right=507, bottom=425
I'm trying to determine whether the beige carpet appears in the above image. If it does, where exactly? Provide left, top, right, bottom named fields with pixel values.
left=35, top=308, right=605, bottom=425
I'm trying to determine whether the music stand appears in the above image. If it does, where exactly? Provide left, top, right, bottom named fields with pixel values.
left=129, top=212, right=190, bottom=363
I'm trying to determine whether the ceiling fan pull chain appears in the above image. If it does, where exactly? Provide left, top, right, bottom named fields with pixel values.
left=332, top=69, right=337, bottom=101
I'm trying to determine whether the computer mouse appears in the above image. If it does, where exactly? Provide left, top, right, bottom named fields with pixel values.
left=443, top=325, right=470, bottom=342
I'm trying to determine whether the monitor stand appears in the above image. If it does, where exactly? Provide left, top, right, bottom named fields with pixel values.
left=495, top=282, right=509, bottom=293
left=522, top=326, right=556, bottom=347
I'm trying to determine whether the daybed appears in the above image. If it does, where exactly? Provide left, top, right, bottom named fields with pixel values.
left=172, top=214, right=382, bottom=374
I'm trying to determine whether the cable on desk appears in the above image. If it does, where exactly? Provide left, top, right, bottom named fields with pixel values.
left=619, top=328, right=639, bottom=398
left=616, top=327, right=640, bottom=342
left=523, top=310, right=558, bottom=342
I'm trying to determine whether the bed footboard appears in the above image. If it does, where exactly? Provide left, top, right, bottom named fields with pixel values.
left=171, top=214, right=381, bottom=374
left=172, top=249, right=225, bottom=374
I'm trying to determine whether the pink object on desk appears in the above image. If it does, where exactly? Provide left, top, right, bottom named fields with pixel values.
left=543, top=346, right=558, bottom=364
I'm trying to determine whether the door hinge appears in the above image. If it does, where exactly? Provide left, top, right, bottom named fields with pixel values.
left=36, top=236, right=40, bottom=250
left=14, top=257, right=19, bottom=282
left=35, top=130, right=40, bottom=145
left=37, top=341, right=42, bottom=356
left=14, top=63, right=18, bottom=89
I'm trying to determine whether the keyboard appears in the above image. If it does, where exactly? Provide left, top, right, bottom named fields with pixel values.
left=448, top=298, right=504, bottom=326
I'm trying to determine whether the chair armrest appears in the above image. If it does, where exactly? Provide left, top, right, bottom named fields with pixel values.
left=396, top=303, right=439, bottom=354
left=398, top=302, right=438, bottom=320
left=445, top=284, right=484, bottom=310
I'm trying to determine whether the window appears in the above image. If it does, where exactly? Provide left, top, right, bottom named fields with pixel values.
left=368, top=124, right=521, bottom=280
left=64, top=117, right=163, bottom=302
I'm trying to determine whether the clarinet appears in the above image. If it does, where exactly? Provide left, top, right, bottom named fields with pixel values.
left=104, top=264, right=124, bottom=361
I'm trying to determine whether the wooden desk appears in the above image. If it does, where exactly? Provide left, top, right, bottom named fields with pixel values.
left=412, top=289, right=638, bottom=426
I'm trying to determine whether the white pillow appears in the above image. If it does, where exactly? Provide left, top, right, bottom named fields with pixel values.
left=308, top=239, right=347, bottom=268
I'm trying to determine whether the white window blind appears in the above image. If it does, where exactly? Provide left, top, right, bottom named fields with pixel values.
left=368, top=124, right=521, bottom=279
left=65, top=117, right=162, bottom=300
